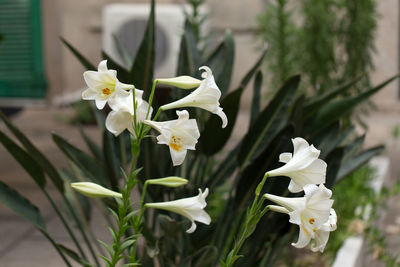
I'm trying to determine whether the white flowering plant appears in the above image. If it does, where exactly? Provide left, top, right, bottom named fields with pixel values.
left=0, top=0, right=397, bottom=266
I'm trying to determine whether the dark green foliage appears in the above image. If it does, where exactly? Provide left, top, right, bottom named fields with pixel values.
left=0, top=1, right=394, bottom=266
left=258, top=0, right=377, bottom=94
left=0, top=181, right=46, bottom=231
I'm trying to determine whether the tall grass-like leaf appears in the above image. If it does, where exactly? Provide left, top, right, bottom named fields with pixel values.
left=52, top=133, right=108, bottom=186
left=60, top=37, right=96, bottom=71
left=103, top=130, right=122, bottom=189
left=112, top=34, right=134, bottom=68
left=199, top=50, right=268, bottom=156
left=206, top=145, right=239, bottom=189
left=57, top=244, right=92, bottom=267
left=303, top=74, right=365, bottom=116
left=324, top=147, right=344, bottom=189
left=336, top=145, right=384, bottom=182
left=79, top=127, right=103, bottom=161
left=235, top=125, right=294, bottom=208
left=191, top=246, right=218, bottom=267
left=60, top=169, right=92, bottom=223
left=312, top=74, right=400, bottom=130
left=203, top=30, right=235, bottom=95
left=130, top=0, right=155, bottom=93
left=0, top=131, right=46, bottom=188
left=0, top=112, right=64, bottom=192
left=0, top=181, right=46, bottom=230
left=250, top=71, right=263, bottom=127
left=176, top=20, right=201, bottom=77
left=237, top=75, right=300, bottom=168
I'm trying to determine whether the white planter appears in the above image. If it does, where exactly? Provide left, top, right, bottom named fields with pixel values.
left=332, top=156, right=390, bottom=267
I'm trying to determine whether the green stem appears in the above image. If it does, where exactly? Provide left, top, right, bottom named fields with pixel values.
left=42, top=190, right=87, bottom=261
left=138, top=80, right=161, bottom=139
left=146, top=80, right=158, bottom=121
left=223, top=173, right=269, bottom=267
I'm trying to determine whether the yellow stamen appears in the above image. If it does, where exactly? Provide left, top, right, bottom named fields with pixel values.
left=102, top=88, right=112, bottom=95
left=309, top=218, right=315, bottom=224
left=169, top=135, right=183, bottom=151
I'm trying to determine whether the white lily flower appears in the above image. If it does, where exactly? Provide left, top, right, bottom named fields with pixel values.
left=82, top=60, right=133, bottom=109
left=145, top=188, right=211, bottom=233
left=144, top=110, right=200, bottom=166
left=105, top=89, right=152, bottom=136
left=311, top=208, right=337, bottom=252
left=267, top=137, right=327, bottom=193
left=160, top=66, right=228, bottom=128
left=71, top=182, right=122, bottom=198
left=264, top=184, right=335, bottom=252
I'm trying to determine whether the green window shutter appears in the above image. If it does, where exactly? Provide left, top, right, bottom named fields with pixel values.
left=0, top=0, right=46, bottom=99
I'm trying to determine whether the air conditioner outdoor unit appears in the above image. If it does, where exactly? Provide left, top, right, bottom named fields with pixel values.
left=103, top=4, right=205, bottom=79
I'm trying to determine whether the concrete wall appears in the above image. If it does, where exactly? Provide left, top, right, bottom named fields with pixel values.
left=371, top=0, right=399, bottom=112
left=44, top=0, right=264, bottom=106
left=43, top=0, right=399, bottom=113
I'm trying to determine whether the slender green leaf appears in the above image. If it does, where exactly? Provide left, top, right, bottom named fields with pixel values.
left=57, top=244, right=92, bottom=267
left=0, top=181, right=46, bottom=230
left=324, top=147, right=344, bottom=189
left=79, top=127, right=103, bottom=161
left=312, top=74, right=400, bottom=130
left=203, top=30, right=235, bottom=94
left=0, top=131, right=46, bottom=188
left=130, top=0, right=155, bottom=93
left=336, top=145, right=384, bottom=182
left=0, top=112, right=64, bottom=192
left=237, top=75, right=300, bottom=168
left=60, top=37, right=96, bottom=71
left=250, top=71, right=263, bottom=127
left=112, top=34, right=133, bottom=68
left=52, top=133, right=108, bottom=186
left=303, top=73, right=365, bottom=116
left=235, top=125, right=294, bottom=208
left=206, top=144, right=239, bottom=189
left=103, top=130, right=122, bottom=189
left=176, top=20, right=201, bottom=77
left=192, top=246, right=218, bottom=267
left=60, top=169, right=92, bottom=223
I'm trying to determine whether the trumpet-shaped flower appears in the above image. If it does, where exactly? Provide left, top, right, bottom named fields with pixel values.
left=105, top=89, right=152, bottom=136
left=311, top=208, right=337, bottom=252
left=160, top=66, right=228, bottom=128
left=264, top=184, right=335, bottom=252
left=82, top=60, right=133, bottom=109
left=145, top=188, right=211, bottom=233
left=267, top=137, right=327, bottom=193
left=71, top=182, right=122, bottom=198
left=144, top=110, right=200, bottom=166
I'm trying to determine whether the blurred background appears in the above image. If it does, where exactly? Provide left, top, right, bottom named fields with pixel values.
left=0, top=0, right=399, bottom=266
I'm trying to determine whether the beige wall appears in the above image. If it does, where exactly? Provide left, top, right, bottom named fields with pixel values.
left=44, top=0, right=264, bottom=105
left=42, top=0, right=64, bottom=100
left=44, top=0, right=399, bottom=113
left=371, top=0, right=399, bottom=112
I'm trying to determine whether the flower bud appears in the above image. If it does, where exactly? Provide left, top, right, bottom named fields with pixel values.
left=146, top=177, right=188, bottom=187
left=71, top=182, right=122, bottom=198
left=157, top=76, right=201, bottom=89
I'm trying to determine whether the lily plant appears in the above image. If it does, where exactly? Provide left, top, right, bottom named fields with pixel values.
left=72, top=61, right=337, bottom=267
